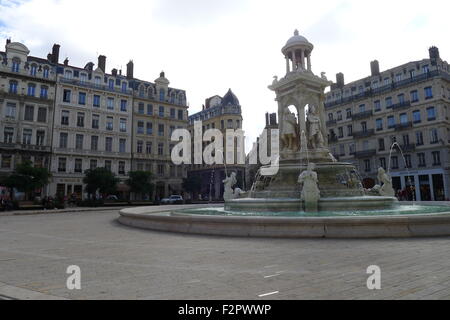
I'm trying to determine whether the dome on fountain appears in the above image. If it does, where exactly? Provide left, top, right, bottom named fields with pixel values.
left=282, top=29, right=314, bottom=55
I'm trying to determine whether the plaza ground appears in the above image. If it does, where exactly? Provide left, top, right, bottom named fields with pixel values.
left=0, top=208, right=449, bottom=300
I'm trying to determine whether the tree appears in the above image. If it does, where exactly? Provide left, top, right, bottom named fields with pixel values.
left=83, top=168, right=119, bottom=199
left=182, top=174, right=202, bottom=199
left=0, top=161, right=51, bottom=200
left=126, top=171, right=154, bottom=200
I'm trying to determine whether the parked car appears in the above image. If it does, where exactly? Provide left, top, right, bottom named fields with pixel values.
left=161, top=195, right=184, bottom=205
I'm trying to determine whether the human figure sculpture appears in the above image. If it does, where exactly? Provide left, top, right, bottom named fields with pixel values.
left=376, top=167, right=395, bottom=197
left=223, top=172, right=237, bottom=201
left=281, top=108, right=299, bottom=151
left=298, top=163, right=320, bottom=211
left=307, top=105, right=325, bottom=149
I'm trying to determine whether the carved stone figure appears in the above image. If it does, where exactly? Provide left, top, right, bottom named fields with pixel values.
left=376, top=167, right=395, bottom=197
left=306, top=105, right=324, bottom=149
left=298, top=163, right=320, bottom=211
left=281, top=108, right=299, bottom=151
left=223, top=172, right=237, bottom=201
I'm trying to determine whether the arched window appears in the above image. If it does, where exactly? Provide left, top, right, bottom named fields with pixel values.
left=9, top=80, right=18, bottom=94
left=159, top=88, right=165, bottom=102
left=139, top=85, right=145, bottom=98
left=12, top=58, right=20, bottom=73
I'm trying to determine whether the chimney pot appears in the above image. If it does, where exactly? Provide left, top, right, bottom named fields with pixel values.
left=126, top=60, right=134, bottom=79
left=336, top=73, right=345, bottom=88
left=112, top=68, right=118, bottom=76
left=52, top=44, right=60, bottom=64
left=370, top=60, right=380, bottom=76
left=98, top=55, right=106, bottom=72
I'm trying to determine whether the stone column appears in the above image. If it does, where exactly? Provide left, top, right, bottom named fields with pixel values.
left=292, top=51, right=297, bottom=71
left=285, top=56, right=290, bottom=73
left=300, top=50, right=305, bottom=70
left=429, top=174, right=435, bottom=201
left=307, top=53, right=311, bottom=71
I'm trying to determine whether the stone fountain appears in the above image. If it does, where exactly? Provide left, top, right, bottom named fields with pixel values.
left=226, top=30, right=397, bottom=212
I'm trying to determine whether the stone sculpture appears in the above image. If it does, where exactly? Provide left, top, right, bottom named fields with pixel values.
left=281, top=108, right=299, bottom=151
left=298, top=163, right=320, bottom=211
left=223, top=172, right=237, bottom=201
left=376, top=167, right=395, bottom=197
left=306, top=105, right=324, bottom=149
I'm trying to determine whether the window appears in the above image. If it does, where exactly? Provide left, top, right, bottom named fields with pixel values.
left=413, top=110, right=421, bottom=123
left=236, top=120, right=240, bottom=129
left=398, top=94, right=405, bottom=104
left=146, top=142, right=152, bottom=154
left=64, top=70, right=73, bottom=79
left=400, top=113, right=408, bottom=124
left=374, top=101, right=381, bottom=112
left=43, top=68, right=49, bottom=79
left=147, top=104, right=153, bottom=115
left=364, top=160, right=371, bottom=172
left=105, top=137, right=113, bottom=152
left=418, top=153, right=426, bottom=167
left=336, top=111, right=342, bottom=121
left=137, top=121, right=144, bottom=134
left=90, top=160, right=98, bottom=170
left=37, top=107, right=47, bottom=123
left=75, top=134, right=84, bottom=150
left=158, top=124, right=164, bottom=137
left=108, top=79, right=115, bottom=90
left=432, top=151, right=441, bottom=165
left=338, top=127, right=344, bottom=138
left=158, top=164, right=165, bottom=176
left=9, top=81, right=18, bottom=94
left=137, top=141, right=143, bottom=153
left=380, top=158, right=386, bottom=170
left=361, top=122, right=367, bottom=132
left=104, top=160, right=112, bottom=172
left=5, top=103, right=16, bottom=119
left=423, top=65, right=430, bottom=74
left=1, top=154, right=12, bottom=169
left=170, top=108, right=176, bottom=119
left=391, top=156, right=399, bottom=169
left=92, top=114, right=100, bottom=129
left=12, top=59, right=20, bottom=72
left=328, top=113, right=334, bottom=121
left=22, top=129, right=32, bottom=145
left=404, top=155, right=412, bottom=168
left=402, top=134, right=410, bottom=146
left=427, top=107, right=436, bottom=121
left=158, top=143, right=164, bottom=155
left=3, top=127, right=14, bottom=143
left=138, top=103, right=145, bottom=114
left=346, top=108, right=352, bottom=119
left=347, top=125, right=353, bottom=136
left=80, top=73, right=87, bottom=84
left=40, top=86, right=48, bottom=99
left=378, top=138, right=385, bottom=151
left=430, top=128, right=439, bottom=144
left=146, top=122, right=153, bottom=135
left=416, top=132, right=424, bottom=146
left=59, top=133, right=68, bottom=148
left=359, top=104, right=365, bottom=113
left=159, top=89, right=165, bottom=102
left=30, top=64, right=37, bottom=76
left=395, top=74, right=402, bottom=82
left=118, top=161, right=125, bottom=175
left=339, top=144, right=345, bottom=156
left=61, top=110, right=69, bottom=125
left=120, top=100, right=127, bottom=112
left=94, top=76, right=101, bottom=86
left=27, top=83, right=36, bottom=96
left=77, top=112, right=85, bottom=127
left=91, top=136, right=99, bottom=151
left=387, top=116, right=395, bottom=128
left=58, top=158, right=67, bottom=172
left=169, top=126, right=175, bottom=137
left=178, top=110, right=183, bottom=120
left=159, top=106, right=165, bottom=117
left=376, top=119, right=383, bottom=131
left=78, top=92, right=86, bottom=105
left=121, top=82, right=127, bottom=93
left=411, top=90, right=419, bottom=102
left=63, top=89, right=71, bottom=102
left=24, top=105, right=34, bottom=121
left=227, top=119, right=233, bottom=129
left=349, top=144, right=355, bottom=155
left=74, top=159, right=83, bottom=173
left=119, top=139, right=126, bottom=153
left=36, top=130, right=45, bottom=146
left=385, top=97, right=393, bottom=108
left=106, top=117, right=113, bottom=131
left=93, top=95, right=100, bottom=107
left=425, top=87, right=433, bottom=99
left=107, top=98, right=114, bottom=110
left=117, top=118, right=126, bottom=133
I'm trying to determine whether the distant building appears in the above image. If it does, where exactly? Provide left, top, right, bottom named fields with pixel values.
left=187, top=89, right=245, bottom=200
left=325, top=47, right=450, bottom=201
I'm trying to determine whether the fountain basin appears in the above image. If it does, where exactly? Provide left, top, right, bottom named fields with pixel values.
left=118, top=203, right=450, bottom=238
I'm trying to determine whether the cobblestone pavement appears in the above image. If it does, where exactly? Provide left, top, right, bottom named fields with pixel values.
left=0, top=208, right=449, bottom=300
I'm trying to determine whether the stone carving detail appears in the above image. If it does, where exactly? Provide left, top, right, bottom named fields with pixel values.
left=281, top=108, right=300, bottom=152
left=306, top=105, right=325, bottom=149
left=369, top=167, right=395, bottom=197
left=298, top=163, right=320, bottom=210
left=223, top=172, right=237, bottom=201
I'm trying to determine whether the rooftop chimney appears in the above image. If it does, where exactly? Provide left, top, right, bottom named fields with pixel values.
left=52, top=44, right=60, bottom=64
left=336, top=73, right=345, bottom=88
left=98, top=55, right=106, bottom=72
left=126, top=60, right=134, bottom=79
left=370, top=60, right=380, bottom=76
left=429, top=46, right=440, bottom=66
left=269, top=113, right=277, bottom=126
left=112, top=68, right=118, bottom=76
left=265, top=113, right=269, bottom=127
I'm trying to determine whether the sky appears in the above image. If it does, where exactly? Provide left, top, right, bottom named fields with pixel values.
left=1, top=0, right=449, bottom=152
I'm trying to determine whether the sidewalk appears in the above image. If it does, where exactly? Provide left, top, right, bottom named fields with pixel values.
left=0, top=206, right=127, bottom=217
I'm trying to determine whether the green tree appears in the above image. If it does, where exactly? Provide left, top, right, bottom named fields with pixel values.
left=83, top=168, right=119, bottom=199
left=126, top=171, right=154, bottom=200
left=0, top=161, right=51, bottom=200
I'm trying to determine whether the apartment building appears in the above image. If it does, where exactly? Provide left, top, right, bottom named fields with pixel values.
left=0, top=40, right=57, bottom=198
left=326, top=47, right=450, bottom=201
left=187, top=89, right=245, bottom=200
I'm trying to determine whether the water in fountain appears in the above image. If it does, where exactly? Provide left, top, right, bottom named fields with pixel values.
left=388, top=142, right=416, bottom=204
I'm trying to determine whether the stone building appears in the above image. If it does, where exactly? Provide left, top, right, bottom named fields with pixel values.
left=129, top=71, right=188, bottom=200
left=0, top=40, right=57, bottom=198
left=326, top=47, right=450, bottom=201
left=187, top=89, right=245, bottom=200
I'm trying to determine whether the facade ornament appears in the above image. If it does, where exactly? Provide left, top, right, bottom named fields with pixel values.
left=281, top=108, right=299, bottom=151
left=306, top=105, right=325, bottom=149
left=320, top=72, right=328, bottom=80
left=374, top=167, right=395, bottom=197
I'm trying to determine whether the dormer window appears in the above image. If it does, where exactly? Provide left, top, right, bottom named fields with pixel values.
left=43, top=67, right=49, bottom=79
left=159, top=89, right=165, bottom=102
left=30, top=64, right=37, bottom=76
left=95, top=76, right=101, bottom=86
left=12, top=59, right=20, bottom=73
left=80, top=73, right=87, bottom=83
left=108, top=79, right=114, bottom=90
left=64, top=70, right=73, bottom=79
left=121, top=81, right=128, bottom=93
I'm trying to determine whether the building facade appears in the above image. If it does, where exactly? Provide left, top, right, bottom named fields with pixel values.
left=0, top=40, right=56, bottom=198
left=187, top=89, right=245, bottom=200
left=326, top=47, right=450, bottom=201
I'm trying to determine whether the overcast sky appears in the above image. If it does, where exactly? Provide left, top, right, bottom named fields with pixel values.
left=1, top=0, right=449, bottom=152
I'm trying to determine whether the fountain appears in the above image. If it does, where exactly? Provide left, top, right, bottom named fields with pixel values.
left=118, top=31, right=450, bottom=238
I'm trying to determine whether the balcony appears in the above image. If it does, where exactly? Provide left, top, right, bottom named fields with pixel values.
left=392, top=101, right=411, bottom=110
left=394, top=122, right=413, bottom=131
left=326, top=119, right=337, bottom=126
left=0, top=142, right=51, bottom=153
left=400, top=144, right=416, bottom=152
left=59, top=77, right=133, bottom=95
left=352, top=110, right=373, bottom=121
left=353, top=129, right=375, bottom=139
left=354, top=149, right=377, bottom=158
